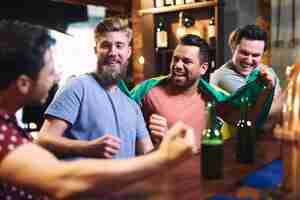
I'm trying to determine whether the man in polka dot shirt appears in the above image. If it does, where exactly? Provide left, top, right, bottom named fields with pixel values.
left=0, top=20, right=197, bottom=200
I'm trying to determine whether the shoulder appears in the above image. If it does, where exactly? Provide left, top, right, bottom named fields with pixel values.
left=210, top=61, right=236, bottom=83
left=58, top=74, right=97, bottom=95
left=131, top=76, right=168, bottom=104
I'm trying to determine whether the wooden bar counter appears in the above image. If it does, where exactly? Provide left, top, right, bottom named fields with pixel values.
left=110, top=133, right=281, bottom=200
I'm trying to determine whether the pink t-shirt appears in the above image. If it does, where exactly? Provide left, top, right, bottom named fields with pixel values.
left=143, top=85, right=207, bottom=148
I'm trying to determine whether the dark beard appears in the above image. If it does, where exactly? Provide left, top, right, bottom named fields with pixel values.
left=94, top=68, right=126, bottom=88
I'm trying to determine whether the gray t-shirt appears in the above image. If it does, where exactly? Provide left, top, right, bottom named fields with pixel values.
left=210, top=61, right=281, bottom=95
left=46, top=74, right=150, bottom=159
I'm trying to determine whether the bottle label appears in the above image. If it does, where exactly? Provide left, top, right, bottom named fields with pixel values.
left=156, top=31, right=168, bottom=48
left=208, top=25, right=215, bottom=38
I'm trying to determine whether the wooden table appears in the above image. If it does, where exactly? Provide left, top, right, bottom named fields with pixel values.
left=203, top=133, right=281, bottom=199
left=111, top=133, right=281, bottom=200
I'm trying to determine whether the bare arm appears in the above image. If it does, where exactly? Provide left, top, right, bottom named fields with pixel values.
left=0, top=122, right=195, bottom=200
left=37, top=117, right=121, bottom=158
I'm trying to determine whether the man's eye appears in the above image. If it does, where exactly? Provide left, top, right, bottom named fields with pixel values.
left=183, top=59, right=192, bottom=64
left=116, top=43, right=125, bottom=49
left=101, top=43, right=110, bottom=49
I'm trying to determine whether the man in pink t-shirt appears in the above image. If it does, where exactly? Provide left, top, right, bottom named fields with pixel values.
left=142, top=35, right=209, bottom=149
left=141, top=34, right=276, bottom=149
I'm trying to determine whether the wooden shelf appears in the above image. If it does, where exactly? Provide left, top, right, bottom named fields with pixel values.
left=139, top=1, right=217, bottom=16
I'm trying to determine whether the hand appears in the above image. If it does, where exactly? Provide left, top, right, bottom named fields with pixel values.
left=148, top=114, right=168, bottom=145
left=259, top=66, right=275, bottom=90
left=85, top=134, right=121, bottom=158
left=158, top=122, right=197, bottom=165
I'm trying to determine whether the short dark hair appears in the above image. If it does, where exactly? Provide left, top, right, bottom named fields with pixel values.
left=179, top=34, right=209, bottom=64
left=236, top=24, right=268, bottom=51
left=0, top=20, right=55, bottom=90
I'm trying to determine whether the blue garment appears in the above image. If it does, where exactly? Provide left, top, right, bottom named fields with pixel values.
left=46, top=74, right=150, bottom=159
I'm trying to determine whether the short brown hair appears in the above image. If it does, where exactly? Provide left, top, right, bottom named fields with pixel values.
left=94, top=17, right=132, bottom=44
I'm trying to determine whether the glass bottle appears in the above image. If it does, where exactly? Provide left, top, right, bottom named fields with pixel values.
left=202, top=101, right=224, bottom=179
left=236, top=96, right=256, bottom=164
left=156, top=17, right=168, bottom=49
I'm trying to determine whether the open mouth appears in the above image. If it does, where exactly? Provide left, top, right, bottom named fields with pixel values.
left=106, top=60, right=120, bottom=65
left=240, top=63, right=253, bottom=69
left=173, top=71, right=186, bottom=76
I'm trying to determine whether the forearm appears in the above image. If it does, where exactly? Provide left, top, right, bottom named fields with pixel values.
left=36, top=133, right=90, bottom=157
left=61, top=150, right=167, bottom=199
left=0, top=143, right=168, bottom=200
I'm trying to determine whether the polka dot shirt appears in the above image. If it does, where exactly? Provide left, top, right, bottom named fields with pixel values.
left=0, top=111, right=49, bottom=200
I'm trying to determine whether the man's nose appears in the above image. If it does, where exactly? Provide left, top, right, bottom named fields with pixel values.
left=246, top=55, right=253, bottom=64
left=108, top=45, right=117, bottom=55
left=174, top=59, right=184, bottom=69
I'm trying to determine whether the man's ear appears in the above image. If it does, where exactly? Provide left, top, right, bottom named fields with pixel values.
left=16, top=75, right=32, bottom=95
left=199, top=62, right=209, bottom=75
left=127, top=46, right=132, bottom=60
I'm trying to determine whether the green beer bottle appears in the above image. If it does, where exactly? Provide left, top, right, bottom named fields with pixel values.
left=236, top=96, right=256, bottom=164
left=202, top=101, right=224, bottom=179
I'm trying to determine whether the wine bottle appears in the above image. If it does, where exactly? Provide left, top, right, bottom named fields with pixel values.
left=208, top=16, right=215, bottom=40
left=202, top=101, right=224, bottom=179
left=236, top=97, right=256, bottom=164
left=156, top=17, right=168, bottom=49
left=208, top=16, right=216, bottom=75
left=155, top=0, right=164, bottom=7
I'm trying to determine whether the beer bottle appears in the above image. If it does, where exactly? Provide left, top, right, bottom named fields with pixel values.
left=202, top=101, right=224, bottom=179
left=236, top=96, right=256, bottom=163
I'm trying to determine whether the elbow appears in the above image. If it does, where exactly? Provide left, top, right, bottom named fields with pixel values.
left=35, top=131, right=51, bottom=147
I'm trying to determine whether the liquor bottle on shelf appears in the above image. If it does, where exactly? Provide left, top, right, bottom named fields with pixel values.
left=156, top=17, right=168, bottom=49
left=175, top=12, right=186, bottom=40
left=164, top=0, right=174, bottom=6
left=202, top=101, right=224, bottom=179
left=154, top=0, right=164, bottom=8
left=236, top=96, right=256, bottom=164
left=175, top=0, right=185, bottom=5
left=208, top=16, right=216, bottom=75
left=208, top=16, right=216, bottom=41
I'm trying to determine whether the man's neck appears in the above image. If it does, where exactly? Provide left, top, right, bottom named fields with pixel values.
left=165, top=81, right=199, bottom=97
left=91, top=73, right=119, bottom=93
